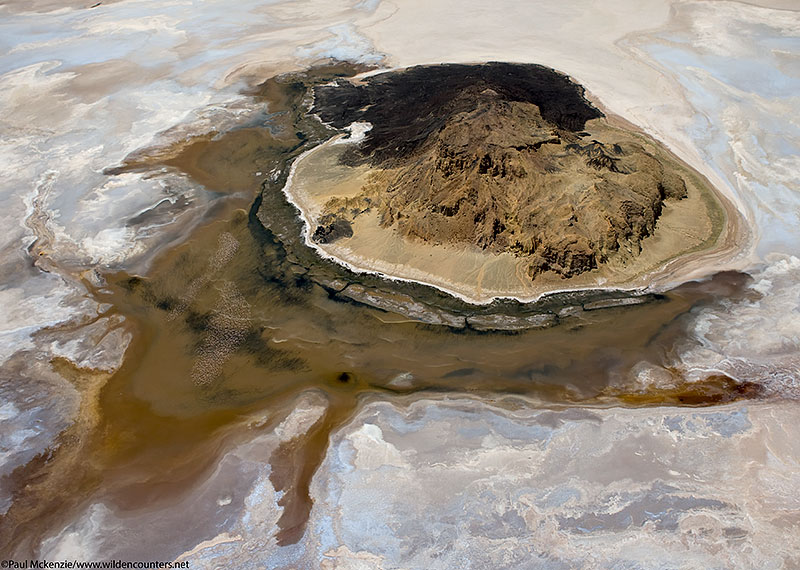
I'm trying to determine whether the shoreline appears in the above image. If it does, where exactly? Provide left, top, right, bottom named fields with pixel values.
left=280, top=69, right=749, bottom=306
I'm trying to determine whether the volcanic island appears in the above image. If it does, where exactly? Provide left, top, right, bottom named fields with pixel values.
left=282, top=63, right=737, bottom=303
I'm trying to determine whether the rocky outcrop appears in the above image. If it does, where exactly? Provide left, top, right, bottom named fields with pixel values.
left=311, top=216, right=353, bottom=243
left=313, top=64, right=688, bottom=279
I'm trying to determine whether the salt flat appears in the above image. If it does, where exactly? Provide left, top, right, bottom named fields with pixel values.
left=0, top=0, right=798, bottom=565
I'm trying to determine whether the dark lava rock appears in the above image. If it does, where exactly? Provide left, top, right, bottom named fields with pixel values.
left=312, top=217, right=353, bottom=244
left=312, top=62, right=603, bottom=165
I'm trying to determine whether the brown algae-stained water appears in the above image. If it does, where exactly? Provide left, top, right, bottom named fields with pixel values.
left=0, top=63, right=762, bottom=554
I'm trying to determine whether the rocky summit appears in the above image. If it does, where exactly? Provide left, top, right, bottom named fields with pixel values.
left=312, top=63, right=688, bottom=279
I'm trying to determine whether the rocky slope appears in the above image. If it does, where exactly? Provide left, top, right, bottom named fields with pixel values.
left=312, top=63, right=688, bottom=279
